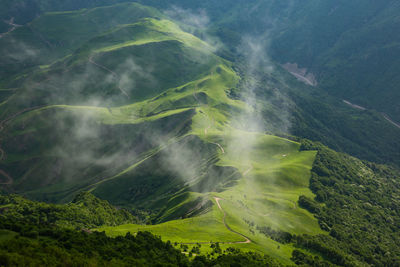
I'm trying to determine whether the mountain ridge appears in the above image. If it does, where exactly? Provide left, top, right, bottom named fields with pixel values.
left=0, top=1, right=399, bottom=266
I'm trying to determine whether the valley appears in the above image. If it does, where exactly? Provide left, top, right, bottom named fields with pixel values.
left=0, top=1, right=399, bottom=266
left=0, top=3, right=323, bottom=260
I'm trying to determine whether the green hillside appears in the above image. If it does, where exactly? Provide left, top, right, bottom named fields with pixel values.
left=0, top=3, right=163, bottom=82
left=98, top=141, right=400, bottom=266
left=2, top=1, right=399, bottom=166
left=97, top=133, right=322, bottom=264
left=135, top=0, right=400, bottom=123
left=0, top=1, right=399, bottom=266
left=0, top=4, right=228, bottom=204
left=2, top=140, right=398, bottom=266
left=132, top=0, right=400, bottom=167
left=0, top=3, right=325, bottom=264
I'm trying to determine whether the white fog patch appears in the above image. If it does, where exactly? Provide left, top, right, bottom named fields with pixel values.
left=164, top=6, right=222, bottom=53
left=6, top=38, right=39, bottom=62
left=165, top=6, right=210, bottom=30
left=116, top=57, right=157, bottom=97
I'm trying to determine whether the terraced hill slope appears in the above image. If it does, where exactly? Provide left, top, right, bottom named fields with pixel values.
left=0, top=3, right=325, bottom=261
left=1, top=2, right=400, bottom=266
left=98, top=133, right=322, bottom=264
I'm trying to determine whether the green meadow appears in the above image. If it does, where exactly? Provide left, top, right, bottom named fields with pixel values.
left=0, top=3, right=325, bottom=263
left=98, top=128, right=323, bottom=263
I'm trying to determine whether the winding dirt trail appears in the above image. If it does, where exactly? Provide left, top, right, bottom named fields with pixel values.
left=180, top=197, right=252, bottom=245
left=192, top=77, right=225, bottom=154
left=89, top=56, right=130, bottom=98
left=214, top=197, right=251, bottom=244
left=188, top=73, right=253, bottom=244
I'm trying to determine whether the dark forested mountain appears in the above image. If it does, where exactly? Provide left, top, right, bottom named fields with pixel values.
left=0, top=0, right=399, bottom=266
left=270, top=1, right=400, bottom=122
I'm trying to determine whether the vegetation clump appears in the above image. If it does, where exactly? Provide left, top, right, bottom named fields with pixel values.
left=0, top=192, right=137, bottom=229
left=295, top=141, right=400, bottom=266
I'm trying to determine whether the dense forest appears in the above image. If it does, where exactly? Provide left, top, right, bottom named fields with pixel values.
left=0, top=191, right=137, bottom=229
left=2, top=141, right=399, bottom=266
left=0, top=193, right=280, bottom=266
left=255, top=141, right=400, bottom=266
left=301, top=141, right=400, bottom=266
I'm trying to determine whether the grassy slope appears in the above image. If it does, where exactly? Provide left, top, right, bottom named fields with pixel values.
left=135, top=0, right=400, bottom=168
left=0, top=4, right=325, bottom=264
left=0, top=3, right=163, bottom=82
left=0, top=9, right=223, bottom=200
left=98, top=129, right=322, bottom=263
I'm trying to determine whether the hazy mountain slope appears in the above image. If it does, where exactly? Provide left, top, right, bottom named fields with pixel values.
left=0, top=4, right=232, bottom=207
left=0, top=3, right=162, bottom=83
left=0, top=4, right=326, bottom=263
left=251, top=66, right=400, bottom=166
left=0, top=0, right=139, bottom=33
left=0, top=2, right=323, bottom=257
left=2, top=0, right=399, bottom=167
left=134, top=0, right=400, bottom=167
left=271, top=0, right=400, bottom=122
left=100, top=140, right=400, bottom=266
left=0, top=1, right=399, bottom=266
left=3, top=0, right=399, bottom=121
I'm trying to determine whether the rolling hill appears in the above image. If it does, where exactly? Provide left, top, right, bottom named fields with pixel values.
left=0, top=3, right=325, bottom=263
left=0, top=1, right=399, bottom=266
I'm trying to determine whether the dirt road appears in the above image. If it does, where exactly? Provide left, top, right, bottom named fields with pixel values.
left=214, top=197, right=251, bottom=244
left=343, top=100, right=366, bottom=110
left=192, top=79, right=225, bottom=154
left=343, top=100, right=400, bottom=129
left=382, top=113, right=400, bottom=129
left=180, top=197, right=252, bottom=245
